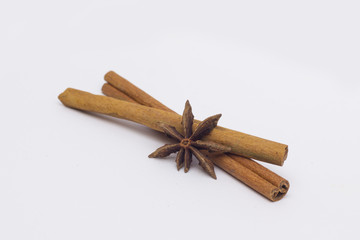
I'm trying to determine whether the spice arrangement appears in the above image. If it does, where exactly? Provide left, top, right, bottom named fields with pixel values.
left=58, top=71, right=289, bottom=201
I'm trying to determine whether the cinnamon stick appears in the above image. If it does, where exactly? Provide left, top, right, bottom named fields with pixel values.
left=104, top=71, right=288, bottom=166
left=104, top=71, right=174, bottom=112
left=101, top=77, right=289, bottom=201
left=206, top=152, right=288, bottom=201
left=228, top=154, right=289, bottom=193
left=102, top=83, right=138, bottom=104
left=59, top=88, right=286, bottom=166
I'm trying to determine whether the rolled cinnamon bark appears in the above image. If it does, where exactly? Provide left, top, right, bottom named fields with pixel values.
left=59, top=88, right=287, bottom=166
left=228, top=154, right=289, bottom=194
left=101, top=81, right=289, bottom=201
left=206, top=152, right=288, bottom=201
left=104, top=71, right=174, bottom=112
left=103, top=71, right=288, bottom=166
left=102, top=83, right=138, bottom=104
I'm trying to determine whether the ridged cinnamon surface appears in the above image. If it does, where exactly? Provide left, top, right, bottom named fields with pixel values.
left=100, top=73, right=290, bottom=201
left=103, top=71, right=288, bottom=166
left=57, top=72, right=290, bottom=201
left=59, top=88, right=286, bottom=166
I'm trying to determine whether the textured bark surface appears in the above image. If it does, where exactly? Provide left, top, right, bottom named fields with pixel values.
left=99, top=77, right=290, bottom=201
left=59, top=88, right=287, bottom=166
left=102, top=83, right=137, bottom=103
left=104, top=71, right=174, bottom=113
left=206, top=152, right=289, bottom=201
left=228, top=154, right=289, bottom=194
left=104, top=71, right=288, bottom=165
left=103, top=73, right=288, bottom=166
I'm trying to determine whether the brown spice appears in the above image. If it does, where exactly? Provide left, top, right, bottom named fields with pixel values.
left=102, top=83, right=138, bottom=104
left=100, top=72, right=290, bottom=201
left=149, top=100, right=231, bottom=179
left=206, top=152, right=289, bottom=201
left=104, top=71, right=174, bottom=112
left=103, top=71, right=288, bottom=166
left=57, top=72, right=290, bottom=201
left=58, top=88, right=286, bottom=166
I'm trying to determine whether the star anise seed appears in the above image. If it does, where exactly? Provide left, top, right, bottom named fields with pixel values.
left=148, top=100, right=231, bottom=179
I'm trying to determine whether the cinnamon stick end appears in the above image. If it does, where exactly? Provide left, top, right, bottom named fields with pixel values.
left=270, top=180, right=290, bottom=201
left=277, top=145, right=289, bottom=166
left=104, top=70, right=116, bottom=81
left=101, top=83, right=108, bottom=95
left=58, top=88, right=72, bottom=105
left=282, top=145, right=289, bottom=166
left=279, top=180, right=290, bottom=193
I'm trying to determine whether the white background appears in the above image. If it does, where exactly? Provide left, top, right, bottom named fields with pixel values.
left=1, top=1, right=359, bottom=239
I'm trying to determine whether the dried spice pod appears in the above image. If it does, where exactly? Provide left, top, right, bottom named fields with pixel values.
left=148, top=101, right=230, bottom=179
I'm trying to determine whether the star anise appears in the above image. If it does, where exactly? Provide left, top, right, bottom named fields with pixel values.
left=148, top=100, right=231, bottom=179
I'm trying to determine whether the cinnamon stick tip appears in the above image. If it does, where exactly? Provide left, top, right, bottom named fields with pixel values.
left=101, top=83, right=110, bottom=94
left=58, top=88, right=73, bottom=103
left=271, top=190, right=284, bottom=202
left=283, top=145, right=289, bottom=161
left=279, top=145, right=289, bottom=166
left=279, top=180, right=290, bottom=193
left=104, top=70, right=116, bottom=80
left=270, top=180, right=289, bottom=201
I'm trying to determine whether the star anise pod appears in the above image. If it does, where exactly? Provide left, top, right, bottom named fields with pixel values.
left=148, top=100, right=231, bottom=179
